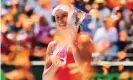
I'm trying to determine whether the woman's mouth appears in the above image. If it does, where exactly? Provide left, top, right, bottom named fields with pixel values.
left=59, top=24, right=66, bottom=27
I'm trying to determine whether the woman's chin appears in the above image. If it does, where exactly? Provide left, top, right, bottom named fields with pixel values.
left=59, top=26, right=67, bottom=29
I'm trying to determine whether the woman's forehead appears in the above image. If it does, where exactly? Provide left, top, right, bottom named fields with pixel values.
left=55, top=9, right=68, bottom=16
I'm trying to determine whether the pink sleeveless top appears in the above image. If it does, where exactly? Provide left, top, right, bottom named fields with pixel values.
left=52, top=43, right=82, bottom=80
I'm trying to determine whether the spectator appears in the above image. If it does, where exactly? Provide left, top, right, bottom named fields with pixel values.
left=74, top=0, right=86, bottom=12
left=93, top=17, right=118, bottom=60
left=34, top=16, right=54, bottom=47
left=116, top=30, right=130, bottom=51
left=94, top=0, right=111, bottom=19
left=4, top=45, right=35, bottom=80
left=84, top=2, right=92, bottom=13
left=34, top=0, right=53, bottom=26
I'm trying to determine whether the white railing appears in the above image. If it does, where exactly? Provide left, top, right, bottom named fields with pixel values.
left=31, top=61, right=133, bottom=66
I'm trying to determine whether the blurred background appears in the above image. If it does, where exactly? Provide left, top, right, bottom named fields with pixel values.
left=0, top=0, right=133, bottom=80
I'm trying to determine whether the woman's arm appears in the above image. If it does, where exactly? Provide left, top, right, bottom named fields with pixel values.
left=72, top=33, right=95, bottom=64
left=71, top=33, right=95, bottom=80
left=71, top=33, right=95, bottom=76
left=42, top=41, right=61, bottom=80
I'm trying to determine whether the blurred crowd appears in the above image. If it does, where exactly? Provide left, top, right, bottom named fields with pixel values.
left=1, top=0, right=133, bottom=80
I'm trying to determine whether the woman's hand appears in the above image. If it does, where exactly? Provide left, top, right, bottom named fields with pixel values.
left=71, top=33, right=95, bottom=80
left=43, top=55, right=63, bottom=80
left=72, top=32, right=95, bottom=60
left=50, top=55, right=65, bottom=68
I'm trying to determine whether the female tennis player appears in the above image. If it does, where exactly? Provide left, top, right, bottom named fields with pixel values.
left=42, top=4, right=95, bottom=80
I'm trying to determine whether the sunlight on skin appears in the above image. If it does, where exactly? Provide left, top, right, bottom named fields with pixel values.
left=102, top=63, right=111, bottom=75
left=120, top=71, right=131, bottom=80
left=59, top=0, right=75, bottom=5
left=117, top=51, right=127, bottom=60
left=102, top=67, right=108, bottom=75
left=118, top=64, right=124, bottom=72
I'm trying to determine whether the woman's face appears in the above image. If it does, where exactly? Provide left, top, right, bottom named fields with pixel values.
left=55, top=9, right=68, bottom=30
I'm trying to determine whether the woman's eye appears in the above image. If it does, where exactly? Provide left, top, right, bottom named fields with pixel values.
left=56, top=16, right=59, bottom=19
left=62, top=14, right=67, bottom=17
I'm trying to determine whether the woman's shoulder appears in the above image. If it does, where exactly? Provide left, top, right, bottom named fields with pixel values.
left=46, top=41, right=57, bottom=55
left=48, top=41, right=57, bottom=46
left=47, top=41, right=57, bottom=50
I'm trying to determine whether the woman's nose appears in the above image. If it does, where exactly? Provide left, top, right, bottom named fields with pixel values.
left=58, top=18, right=64, bottom=23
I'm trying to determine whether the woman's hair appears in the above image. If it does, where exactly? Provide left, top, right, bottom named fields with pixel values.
left=77, top=25, right=81, bottom=33
left=52, top=4, right=86, bottom=33
left=78, top=24, right=84, bottom=33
